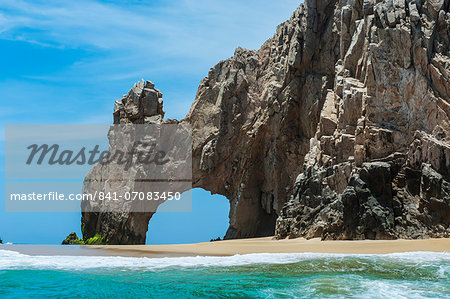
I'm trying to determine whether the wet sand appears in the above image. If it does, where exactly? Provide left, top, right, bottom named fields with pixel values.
left=2, top=238, right=448, bottom=257
left=0, top=244, right=115, bottom=256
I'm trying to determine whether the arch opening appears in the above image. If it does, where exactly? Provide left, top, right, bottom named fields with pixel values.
left=145, top=188, right=229, bottom=245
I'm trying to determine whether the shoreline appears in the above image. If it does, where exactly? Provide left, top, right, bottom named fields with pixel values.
left=89, top=237, right=450, bottom=258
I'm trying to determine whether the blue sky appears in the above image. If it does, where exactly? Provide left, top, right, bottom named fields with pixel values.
left=0, top=0, right=301, bottom=244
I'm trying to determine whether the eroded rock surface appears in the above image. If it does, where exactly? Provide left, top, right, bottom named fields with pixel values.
left=185, top=0, right=342, bottom=239
left=81, top=81, right=192, bottom=245
left=82, top=0, right=450, bottom=244
left=276, top=0, right=450, bottom=239
left=81, top=81, right=166, bottom=244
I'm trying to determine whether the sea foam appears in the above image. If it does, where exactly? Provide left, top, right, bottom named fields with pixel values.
left=0, top=249, right=448, bottom=272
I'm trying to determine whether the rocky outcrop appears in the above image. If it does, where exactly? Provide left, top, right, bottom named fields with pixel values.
left=81, top=81, right=165, bottom=244
left=275, top=0, right=450, bottom=239
left=185, top=0, right=342, bottom=239
left=81, top=80, right=191, bottom=245
left=82, top=0, right=450, bottom=244
left=62, top=232, right=83, bottom=245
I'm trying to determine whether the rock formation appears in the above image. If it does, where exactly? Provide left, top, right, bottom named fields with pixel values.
left=275, top=0, right=450, bottom=240
left=82, top=0, right=450, bottom=244
left=82, top=80, right=191, bottom=244
left=62, top=232, right=82, bottom=245
left=81, top=81, right=165, bottom=244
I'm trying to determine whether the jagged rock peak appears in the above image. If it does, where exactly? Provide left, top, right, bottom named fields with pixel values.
left=113, top=79, right=165, bottom=124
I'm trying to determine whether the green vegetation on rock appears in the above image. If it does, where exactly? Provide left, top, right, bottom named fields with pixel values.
left=62, top=232, right=108, bottom=245
left=85, top=234, right=108, bottom=245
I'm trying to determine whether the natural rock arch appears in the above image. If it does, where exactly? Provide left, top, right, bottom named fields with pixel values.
left=82, top=0, right=450, bottom=244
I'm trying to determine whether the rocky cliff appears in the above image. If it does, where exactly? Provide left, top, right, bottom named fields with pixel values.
left=275, top=0, right=450, bottom=240
left=81, top=0, right=450, bottom=244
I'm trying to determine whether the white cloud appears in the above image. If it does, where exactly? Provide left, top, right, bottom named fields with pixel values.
left=0, top=0, right=302, bottom=120
left=0, top=0, right=300, bottom=57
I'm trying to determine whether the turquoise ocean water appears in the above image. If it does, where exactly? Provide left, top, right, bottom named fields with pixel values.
left=0, top=249, right=448, bottom=298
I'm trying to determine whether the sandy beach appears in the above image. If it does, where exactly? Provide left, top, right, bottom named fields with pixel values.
left=90, top=237, right=450, bottom=257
